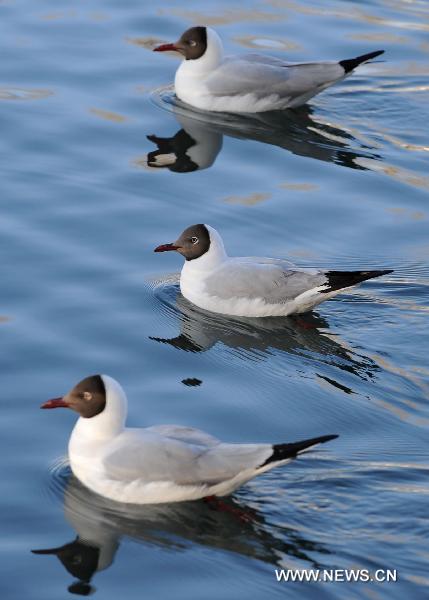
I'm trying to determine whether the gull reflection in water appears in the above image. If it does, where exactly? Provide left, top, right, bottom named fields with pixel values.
left=144, top=96, right=380, bottom=173
left=32, top=471, right=331, bottom=594
left=150, top=283, right=378, bottom=386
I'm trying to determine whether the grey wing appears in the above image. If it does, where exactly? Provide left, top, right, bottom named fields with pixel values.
left=205, top=259, right=327, bottom=304
left=101, top=429, right=271, bottom=486
left=238, top=256, right=295, bottom=268
left=235, top=53, right=294, bottom=67
left=206, top=55, right=345, bottom=99
left=145, top=424, right=220, bottom=448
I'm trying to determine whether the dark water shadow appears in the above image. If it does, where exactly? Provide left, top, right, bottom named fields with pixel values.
left=144, top=89, right=381, bottom=172
left=149, top=283, right=379, bottom=384
left=31, top=468, right=332, bottom=594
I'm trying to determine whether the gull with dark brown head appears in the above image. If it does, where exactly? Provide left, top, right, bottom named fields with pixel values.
left=154, top=26, right=384, bottom=113
left=41, top=374, right=338, bottom=504
left=154, top=224, right=393, bottom=318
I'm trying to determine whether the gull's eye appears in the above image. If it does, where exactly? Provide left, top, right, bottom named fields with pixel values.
left=189, top=40, right=197, bottom=47
left=191, top=236, right=199, bottom=244
left=83, top=391, right=92, bottom=402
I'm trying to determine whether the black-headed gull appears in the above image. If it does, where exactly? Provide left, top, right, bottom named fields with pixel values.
left=41, top=374, right=338, bottom=504
left=154, top=26, right=384, bottom=113
left=154, top=224, right=393, bottom=318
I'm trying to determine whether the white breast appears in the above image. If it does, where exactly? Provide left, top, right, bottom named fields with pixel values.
left=174, top=63, right=211, bottom=110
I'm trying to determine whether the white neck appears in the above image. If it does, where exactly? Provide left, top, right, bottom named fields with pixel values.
left=71, top=375, right=127, bottom=441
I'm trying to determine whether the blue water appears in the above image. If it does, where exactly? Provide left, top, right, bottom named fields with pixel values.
left=1, top=0, right=429, bottom=598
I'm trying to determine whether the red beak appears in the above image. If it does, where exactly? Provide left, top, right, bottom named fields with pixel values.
left=154, top=243, right=180, bottom=253
left=41, top=397, right=69, bottom=409
left=153, top=43, right=179, bottom=53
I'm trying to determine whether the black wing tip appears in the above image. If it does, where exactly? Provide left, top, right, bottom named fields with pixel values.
left=261, top=434, right=339, bottom=467
left=322, top=269, right=393, bottom=293
left=314, top=433, right=338, bottom=444
left=340, top=49, right=385, bottom=73
left=373, top=268, right=393, bottom=277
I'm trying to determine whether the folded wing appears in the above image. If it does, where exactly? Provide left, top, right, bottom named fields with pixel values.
left=206, top=55, right=345, bottom=100
left=102, top=427, right=272, bottom=487
left=205, top=259, right=327, bottom=304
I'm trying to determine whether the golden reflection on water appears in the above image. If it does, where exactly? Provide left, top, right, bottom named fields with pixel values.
left=366, top=292, right=429, bottom=315
left=40, top=10, right=108, bottom=21
left=385, top=207, right=426, bottom=220
left=266, top=0, right=429, bottom=32
left=313, top=116, right=384, bottom=150
left=355, top=12, right=429, bottom=33
left=306, top=125, right=351, bottom=146
left=279, top=182, right=318, bottom=191
left=375, top=63, right=429, bottom=76
left=372, top=353, right=429, bottom=400
left=349, top=32, right=409, bottom=44
left=126, top=37, right=165, bottom=51
left=223, top=192, right=272, bottom=206
left=0, top=88, right=53, bottom=101
left=354, top=158, right=429, bottom=190
left=372, top=395, right=429, bottom=427
left=266, top=0, right=336, bottom=16
left=40, top=11, right=77, bottom=21
left=407, top=575, right=429, bottom=587
left=89, top=108, right=128, bottom=123
left=373, top=131, right=429, bottom=153
left=159, top=8, right=283, bottom=26
left=233, top=35, right=299, bottom=51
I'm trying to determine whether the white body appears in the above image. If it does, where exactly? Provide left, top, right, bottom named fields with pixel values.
left=179, top=226, right=346, bottom=317
left=68, top=375, right=294, bottom=504
left=174, top=28, right=347, bottom=113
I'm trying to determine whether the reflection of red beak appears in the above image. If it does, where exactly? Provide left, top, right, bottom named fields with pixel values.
left=41, top=397, right=69, bottom=409
left=154, top=243, right=180, bottom=252
left=153, top=43, right=179, bottom=53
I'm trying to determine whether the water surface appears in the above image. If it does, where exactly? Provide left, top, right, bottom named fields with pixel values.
left=1, top=0, right=428, bottom=598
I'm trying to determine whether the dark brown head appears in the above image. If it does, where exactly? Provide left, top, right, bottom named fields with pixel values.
left=153, top=26, right=207, bottom=61
left=32, top=537, right=99, bottom=587
left=154, top=224, right=211, bottom=261
left=41, top=375, right=106, bottom=419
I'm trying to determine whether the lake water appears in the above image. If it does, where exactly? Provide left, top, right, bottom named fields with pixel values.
left=1, top=0, right=429, bottom=598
